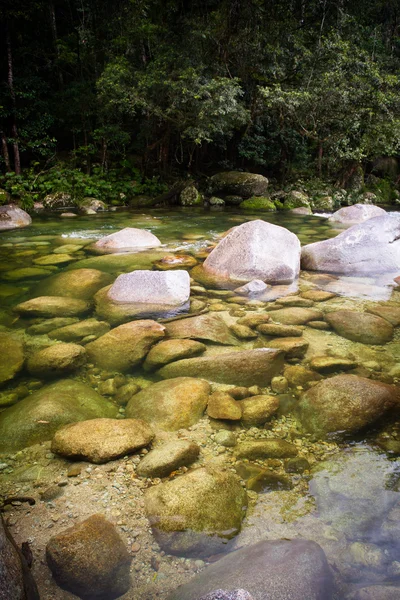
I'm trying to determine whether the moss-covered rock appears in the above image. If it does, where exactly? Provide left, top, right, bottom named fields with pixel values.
left=34, top=268, right=113, bottom=300
left=0, top=379, right=118, bottom=452
left=14, top=296, right=90, bottom=318
left=137, top=440, right=200, bottom=478
left=179, top=185, right=203, bottom=206
left=207, top=391, right=242, bottom=420
left=211, top=172, right=268, bottom=198
left=284, top=191, right=311, bottom=210
left=27, top=343, right=86, bottom=377
left=238, top=394, right=279, bottom=426
left=0, top=333, right=24, bottom=386
left=48, top=318, right=110, bottom=342
left=239, top=196, right=276, bottom=211
left=143, top=339, right=206, bottom=371
left=144, top=466, right=247, bottom=557
left=126, top=377, right=210, bottom=431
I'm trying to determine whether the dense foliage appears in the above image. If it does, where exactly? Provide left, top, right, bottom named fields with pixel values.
left=1, top=0, right=400, bottom=186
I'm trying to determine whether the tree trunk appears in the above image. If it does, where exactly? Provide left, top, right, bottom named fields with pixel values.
left=317, top=142, right=323, bottom=178
left=0, top=131, right=11, bottom=171
left=49, top=0, right=64, bottom=87
left=6, top=28, right=21, bottom=174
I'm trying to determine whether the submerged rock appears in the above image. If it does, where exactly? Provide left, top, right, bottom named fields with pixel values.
left=268, top=307, right=323, bottom=325
left=329, top=204, right=386, bottom=226
left=143, top=339, right=207, bottom=371
left=51, top=418, right=154, bottom=463
left=107, top=269, right=190, bottom=307
left=235, top=439, right=297, bottom=459
left=168, top=539, right=333, bottom=600
left=367, top=304, right=400, bottom=326
left=34, top=268, right=113, bottom=300
left=126, top=377, right=210, bottom=431
left=298, top=374, right=398, bottom=436
left=92, top=227, right=161, bottom=252
left=202, top=220, right=300, bottom=284
left=46, top=514, right=131, bottom=599
left=144, top=466, right=247, bottom=557
left=137, top=440, right=200, bottom=478
left=48, top=318, right=110, bottom=342
left=0, top=333, right=24, bottom=386
left=211, top=172, right=268, bottom=198
left=27, top=342, right=86, bottom=377
left=325, top=310, right=393, bottom=345
left=238, top=395, right=279, bottom=426
left=302, top=214, right=400, bottom=275
left=158, top=348, right=285, bottom=387
left=14, top=296, right=90, bottom=318
left=165, top=313, right=238, bottom=346
left=207, top=392, right=242, bottom=420
left=0, top=205, right=32, bottom=231
left=0, top=380, right=117, bottom=452
left=345, top=586, right=400, bottom=600
left=85, top=320, right=165, bottom=371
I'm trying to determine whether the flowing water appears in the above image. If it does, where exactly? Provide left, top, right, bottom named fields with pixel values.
left=1, top=207, right=400, bottom=599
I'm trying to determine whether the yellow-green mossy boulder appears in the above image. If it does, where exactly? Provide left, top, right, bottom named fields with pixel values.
left=0, top=332, right=24, bottom=386
left=144, top=466, right=248, bottom=557
left=33, top=268, right=113, bottom=300
left=27, top=342, right=86, bottom=377
left=126, top=377, right=210, bottom=431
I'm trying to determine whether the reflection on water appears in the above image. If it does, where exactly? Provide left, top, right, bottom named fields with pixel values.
left=1, top=207, right=400, bottom=599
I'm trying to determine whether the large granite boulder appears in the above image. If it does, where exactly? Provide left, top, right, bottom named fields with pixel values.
left=0, top=514, right=39, bottom=600
left=325, top=310, right=394, bottom=345
left=144, top=466, right=247, bottom=557
left=158, top=348, right=285, bottom=387
left=51, top=418, right=154, bottom=463
left=211, top=172, right=268, bottom=198
left=0, top=333, right=24, bottom=386
left=27, top=342, right=86, bottom=377
left=126, top=377, right=210, bottom=431
left=85, top=320, right=165, bottom=371
left=95, top=270, right=190, bottom=323
left=203, top=220, right=300, bottom=284
left=0, top=380, right=117, bottom=452
left=301, top=214, right=400, bottom=274
left=329, top=204, right=386, bottom=226
left=298, top=374, right=398, bottom=436
left=46, top=514, right=131, bottom=599
left=92, top=227, right=161, bottom=252
left=0, top=205, right=31, bottom=231
left=168, top=539, right=333, bottom=600
left=33, top=268, right=113, bottom=300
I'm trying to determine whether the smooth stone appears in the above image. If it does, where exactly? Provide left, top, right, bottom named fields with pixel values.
left=34, top=268, right=113, bottom=300
left=136, top=440, right=200, bottom=478
left=275, top=296, right=314, bottom=307
left=80, top=198, right=107, bottom=213
left=0, top=514, right=39, bottom=599
left=48, top=318, right=110, bottom=342
left=329, top=204, right=386, bottom=226
left=0, top=205, right=31, bottom=231
left=0, top=380, right=117, bottom=452
left=165, top=313, right=239, bottom=346
left=283, top=365, right=322, bottom=386
left=126, top=377, right=210, bottom=431
left=14, top=296, right=90, bottom=318
left=3, top=267, right=51, bottom=281
left=26, top=317, right=79, bottom=335
left=299, top=374, right=398, bottom=436
left=92, top=227, right=161, bottom=251
left=265, top=337, right=309, bottom=359
left=27, top=343, right=86, bottom=377
left=154, top=255, right=198, bottom=270
left=367, top=305, right=400, bottom=326
left=168, top=539, right=333, bottom=600
left=301, top=290, right=336, bottom=302
left=307, top=321, right=330, bottom=330
left=230, top=324, right=258, bottom=340
left=144, top=340, right=208, bottom=371
left=235, top=439, right=298, bottom=459
left=53, top=244, right=83, bottom=253
left=158, top=349, right=285, bottom=387
left=302, top=214, right=400, bottom=275
left=267, top=307, right=323, bottom=325
left=214, top=431, right=237, bottom=447
left=234, top=280, right=269, bottom=295
left=238, top=395, right=279, bottom=426
left=309, top=356, right=357, bottom=373
left=70, top=250, right=166, bottom=274
left=203, top=220, right=300, bottom=284
left=51, top=418, right=154, bottom=463
left=107, top=269, right=190, bottom=306
left=144, top=466, right=247, bottom=557
left=46, top=515, right=131, bottom=599
left=207, top=392, right=242, bottom=420
left=85, top=320, right=165, bottom=371
left=114, top=383, right=141, bottom=406
left=257, top=323, right=303, bottom=337
left=0, top=333, right=24, bottom=386
left=325, top=310, right=393, bottom=345
left=33, top=254, right=75, bottom=266
left=211, top=172, right=269, bottom=197
left=237, top=314, right=271, bottom=328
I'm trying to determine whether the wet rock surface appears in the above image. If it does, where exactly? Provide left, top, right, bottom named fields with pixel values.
left=92, top=227, right=161, bottom=251
left=27, top=342, right=86, bottom=377
left=0, top=333, right=24, bottom=386
left=137, top=440, right=200, bottom=478
left=14, top=296, right=90, bottom=318
left=34, top=268, right=113, bottom=300
left=0, top=205, right=32, bottom=231
left=325, top=310, right=394, bottom=345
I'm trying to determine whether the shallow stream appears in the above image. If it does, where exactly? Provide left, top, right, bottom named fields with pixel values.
left=1, top=207, right=400, bottom=599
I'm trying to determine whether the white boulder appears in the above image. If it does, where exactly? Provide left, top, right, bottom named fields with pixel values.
left=93, top=227, right=161, bottom=251
left=203, top=219, right=301, bottom=284
left=0, top=205, right=32, bottom=231
left=329, top=203, right=386, bottom=226
left=108, top=269, right=190, bottom=306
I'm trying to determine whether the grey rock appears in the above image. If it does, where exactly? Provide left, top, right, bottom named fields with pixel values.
left=211, top=172, right=268, bottom=198
left=92, top=227, right=161, bottom=251
left=329, top=204, right=386, bottom=226
left=0, top=205, right=31, bottom=231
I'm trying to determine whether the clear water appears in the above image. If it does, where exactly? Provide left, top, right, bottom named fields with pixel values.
left=1, top=207, right=400, bottom=599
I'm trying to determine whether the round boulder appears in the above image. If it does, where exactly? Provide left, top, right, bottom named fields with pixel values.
left=14, top=296, right=90, bottom=318
left=33, top=268, right=113, bottom=300
left=0, top=204, right=31, bottom=231
left=325, top=310, right=393, bottom=345
left=329, top=204, right=386, bottom=226
left=211, top=172, right=268, bottom=198
left=143, top=339, right=206, bottom=371
left=0, top=333, right=24, bottom=386
left=92, top=227, right=161, bottom=252
left=144, top=466, right=247, bottom=557
left=136, top=440, right=200, bottom=478
left=46, top=514, right=131, bottom=599
left=51, top=418, right=154, bottom=463
left=27, top=343, right=86, bottom=377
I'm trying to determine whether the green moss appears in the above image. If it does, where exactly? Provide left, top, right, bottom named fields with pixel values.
left=240, top=196, right=276, bottom=210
